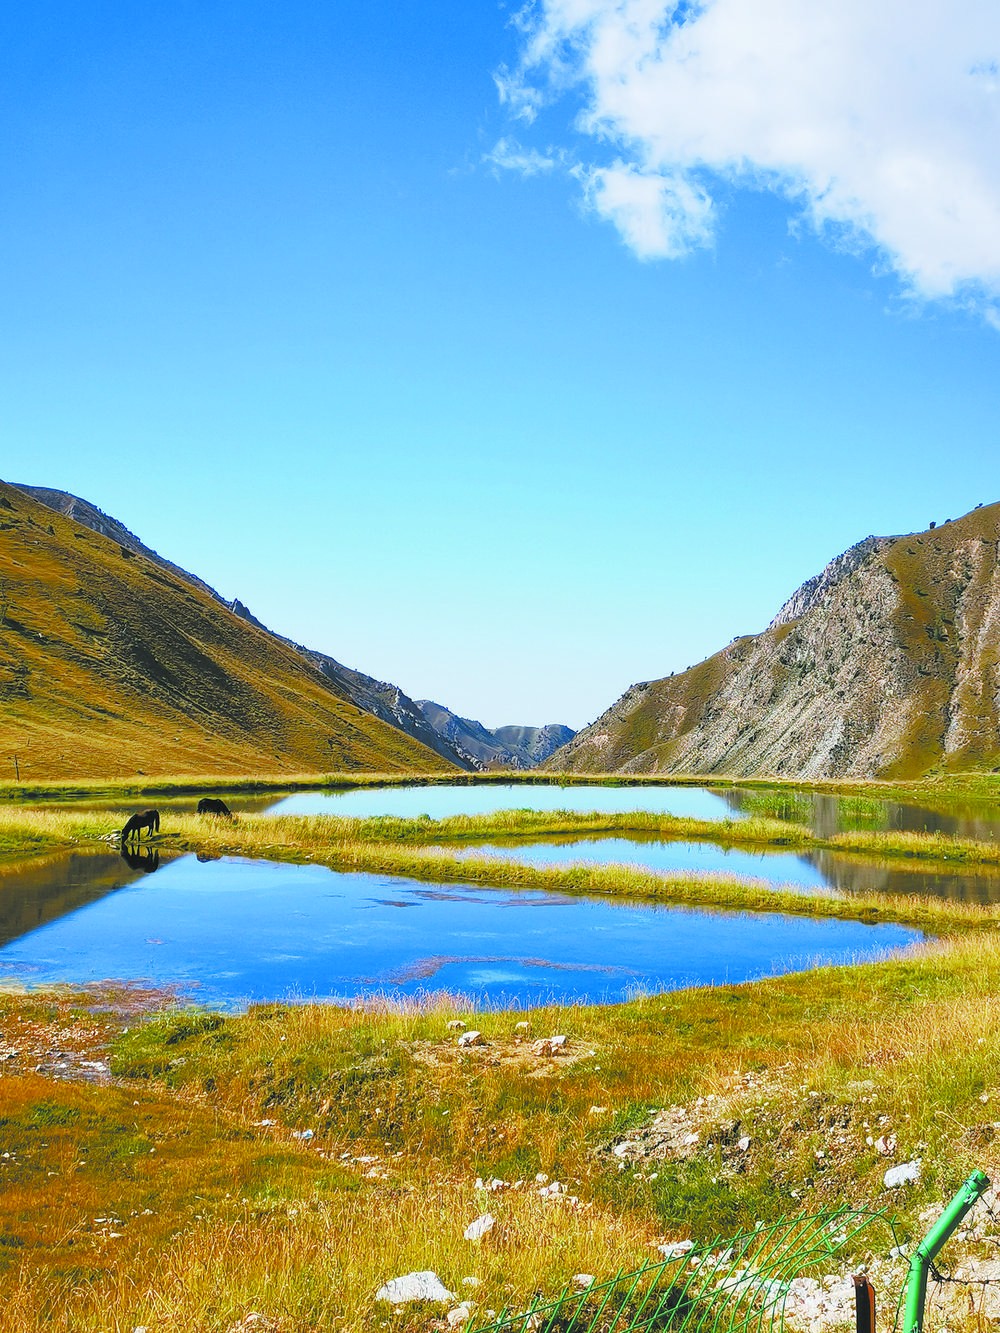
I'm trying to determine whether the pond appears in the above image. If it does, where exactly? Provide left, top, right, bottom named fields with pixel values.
left=456, top=835, right=1000, bottom=904
left=264, top=783, right=742, bottom=822
left=0, top=851, right=921, bottom=1009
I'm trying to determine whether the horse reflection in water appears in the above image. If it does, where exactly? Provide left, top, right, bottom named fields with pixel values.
left=119, top=844, right=160, bottom=874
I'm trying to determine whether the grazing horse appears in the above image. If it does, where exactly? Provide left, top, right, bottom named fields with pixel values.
left=121, top=808, right=160, bottom=842
left=197, top=797, right=233, bottom=817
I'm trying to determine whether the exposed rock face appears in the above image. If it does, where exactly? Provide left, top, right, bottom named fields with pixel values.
left=15, top=484, right=470, bottom=771
left=416, top=699, right=575, bottom=770
left=549, top=502, right=1000, bottom=780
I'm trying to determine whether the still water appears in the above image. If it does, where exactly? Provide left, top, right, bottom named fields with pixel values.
left=0, top=851, right=921, bottom=1009
left=265, top=783, right=742, bottom=822
left=457, top=836, right=1000, bottom=904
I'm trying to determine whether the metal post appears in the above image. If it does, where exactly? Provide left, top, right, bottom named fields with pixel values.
left=902, top=1170, right=990, bottom=1333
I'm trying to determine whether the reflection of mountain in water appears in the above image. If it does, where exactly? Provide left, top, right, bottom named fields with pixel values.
left=0, top=850, right=157, bottom=947
left=721, top=787, right=1000, bottom=845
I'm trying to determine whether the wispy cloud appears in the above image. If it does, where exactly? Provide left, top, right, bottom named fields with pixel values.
left=484, top=137, right=559, bottom=176
left=502, top=0, right=1000, bottom=312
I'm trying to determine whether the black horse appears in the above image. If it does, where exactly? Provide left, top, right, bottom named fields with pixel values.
left=197, top=797, right=233, bottom=817
left=121, top=808, right=160, bottom=842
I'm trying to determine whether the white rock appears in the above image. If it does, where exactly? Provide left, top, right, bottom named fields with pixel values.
left=458, top=1030, right=486, bottom=1047
left=447, top=1301, right=476, bottom=1326
left=884, top=1160, right=922, bottom=1188
left=738, top=1136, right=751, bottom=1152
left=515, top=1021, right=530, bottom=1031
left=375, top=1271, right=456, bottom=1304
left=462, top=1277, right=482, bottom=1288
left=531, top=1036, right=568, bottom=1057
left=447, top=1020, right=466, bottom=1031
left=658, top=1240, right=696, bottom=1258
left=464, top=1213, right=495, bottom=1241
left=573, top=1274, right=595, bottom=1289
left=875, top=1134, right=897, bottom=1156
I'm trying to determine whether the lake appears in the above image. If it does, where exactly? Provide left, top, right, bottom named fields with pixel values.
left=0, top=850, right=921, bottom=1009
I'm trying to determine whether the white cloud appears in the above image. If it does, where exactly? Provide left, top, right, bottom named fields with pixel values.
left=484, top=137, right=558, bottom=176
left=505, top=0, right=1000, bottom=307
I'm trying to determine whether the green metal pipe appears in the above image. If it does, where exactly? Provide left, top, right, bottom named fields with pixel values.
left=902, top=1169, right=990, bottom=1333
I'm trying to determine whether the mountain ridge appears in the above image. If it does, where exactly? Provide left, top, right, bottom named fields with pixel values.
left=547, top=502, right=1000, bottom=780
left=0, top=481, right=454, bottom=781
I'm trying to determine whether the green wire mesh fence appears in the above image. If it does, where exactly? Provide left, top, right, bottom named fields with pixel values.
left=471, top=1204, right=897, bottom=1333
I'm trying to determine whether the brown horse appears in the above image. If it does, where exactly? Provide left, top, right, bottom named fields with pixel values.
left=121, top=809, right=160, bottom=842
left=197, top=797, right=233, bottom=817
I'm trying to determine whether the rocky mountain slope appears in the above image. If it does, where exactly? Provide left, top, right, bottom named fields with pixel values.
left=548, top=502, right=1000, bottom=780
left=415, top=700, right=575, bottom=769
left=0, top=481, right=454, bottom=781
left=14, top=484, right=470, bottom=771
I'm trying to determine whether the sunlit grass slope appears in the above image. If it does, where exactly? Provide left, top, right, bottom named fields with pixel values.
left=0, top=481, right=454, bottom=782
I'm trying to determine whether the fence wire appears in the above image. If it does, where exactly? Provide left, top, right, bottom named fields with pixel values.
left=472, top=1205, right=896, bottom=1333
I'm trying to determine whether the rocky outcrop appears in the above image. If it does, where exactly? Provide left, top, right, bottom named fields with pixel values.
left=416, top=700, right=575, bottom=770
left=549, top=502, right=1000, bottom=780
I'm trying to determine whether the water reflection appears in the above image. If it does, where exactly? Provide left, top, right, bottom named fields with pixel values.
left=0, top=850, right=154, bottom=947
left=120, top=845, right=161, bottom=874
left=462, top=834, right=1000, bottom=904
left=0, top=852, right=920, bottom=1009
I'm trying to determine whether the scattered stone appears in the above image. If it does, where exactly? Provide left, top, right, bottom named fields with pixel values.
left=375, top=1271, right=456, bottom=1304
left=875, top=1134, right=897, bottom=1156
left=589, top=1106, right=608, bottom=1116
left=532, top=1035, right=568, bottom=1057
left=573, top=1274, right=595, bottom=1290
left=738, top=1136, right=751, bottom=1152
left=464, top=1213, right=495, bottom=1241
left=884, top=1160, right=922, bottom=1189
left=462, top=1277, right=482, bottom=1288
left=514, top=1021, right=530, bottom=1032
left=447, top=1020, right=466, bottom=1031
left=658, top=1240, right=695, bottom=1259
left=226, top=1316, right=282, bottom=1333
left=458, top=1030, right=486, bottom=1048
left=447, top=1301, right=476, bottom=1326
left=290, top=1129, right=313, bottom=1140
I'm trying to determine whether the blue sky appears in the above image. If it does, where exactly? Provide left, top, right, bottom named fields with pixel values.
left=3, top=2, right=999, bottom=730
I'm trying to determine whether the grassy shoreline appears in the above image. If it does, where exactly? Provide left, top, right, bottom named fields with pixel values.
left=3, top=805, right=1000, bottom=937
left=3, top=765, right=1000, bottom=805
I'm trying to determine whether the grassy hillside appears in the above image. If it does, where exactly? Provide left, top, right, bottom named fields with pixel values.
left=0, top=481, right=454, bottom=781
left=551, top=502, right=1000, bottom=779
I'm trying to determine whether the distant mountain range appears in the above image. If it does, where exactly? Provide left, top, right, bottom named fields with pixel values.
left=11, top=484, right=572, bottom=776
left=549, top=502, right=1000, bottom=780
left=415, top=699, right=574, bottom=769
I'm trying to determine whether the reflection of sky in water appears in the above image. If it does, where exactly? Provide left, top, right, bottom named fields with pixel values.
left=457, top=838, right=831, bottom=893
left=0, top=853, right=921, bottom=1010
left=265, top=783, right=741, bottom=822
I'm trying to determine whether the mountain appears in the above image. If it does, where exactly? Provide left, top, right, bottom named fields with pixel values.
left=547, top=502, right=1000, bottom=781
left=13, top=484, right=472, bottom=772
left=416, top=700, right=575, bottom=770
left=0, top=481, right=455, bottom=781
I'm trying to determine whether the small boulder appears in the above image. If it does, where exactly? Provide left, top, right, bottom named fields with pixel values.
left=458, top=1030, right=486, bottom=1048
left=464, top=1213, right=495, bottom=1241
left=375, top=1271, right=456, bottom=1304
left=447, top=1302, right=476, bottom=1327
left=884, top=1160, right=922, bottom=1189
left=447, top=1020, right=466, bottom=1031
left=532, top=1035, right=568, bottom=1057
left=573, top=1274, right=595, bottom=1290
